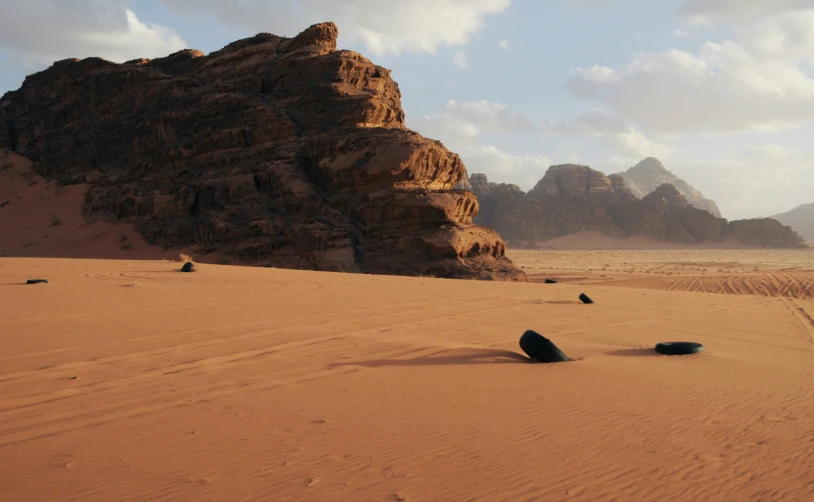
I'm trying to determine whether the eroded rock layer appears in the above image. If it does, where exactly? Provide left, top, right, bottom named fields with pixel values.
left=0, top=23, right=525, bottom=280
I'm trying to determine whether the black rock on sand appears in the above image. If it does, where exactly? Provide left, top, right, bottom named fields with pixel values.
left=519, top=330, right=570, bottom=363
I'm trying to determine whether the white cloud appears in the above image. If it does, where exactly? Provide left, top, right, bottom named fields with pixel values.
left=567, top=9, right=814, bottom=136
left=445, top=100, right=537, bottom=132
left=671, top=28, right=690, bottom=37
left=543, top=109, right=678, bottom=159
left=670, top=144, right=814, bottom=219
left=0, top=1, right=186, bottom=71
left=157, top=0, right=511, bottom=56
left=409, top=103, right=551, bottom=190
left=452, top=50, right=468, bottom=68
left=499, top=39, right=509, bottom=50
left=679, top=0, right=812, bottom=24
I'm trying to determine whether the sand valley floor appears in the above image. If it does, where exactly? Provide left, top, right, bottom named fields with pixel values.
left=2, top=253, right=814, bottom=500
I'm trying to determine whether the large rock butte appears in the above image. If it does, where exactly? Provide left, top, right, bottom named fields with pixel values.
left=471, top=165, right=805, bottom=248
left=0, top=23, right=525, bottom=281
left=615, top=157, right=722, bottom=218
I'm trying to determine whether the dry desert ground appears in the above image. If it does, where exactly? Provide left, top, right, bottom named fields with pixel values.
left=3, top=150, right=814, bottom=501
left=1, top=248, right=814, bottom=501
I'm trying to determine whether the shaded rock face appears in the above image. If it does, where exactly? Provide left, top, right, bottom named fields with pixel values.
left=471, top=166, right=806, bottom=248
left=771, top=202, right=814, bottom=241
left=616, top=157, right=722, bottom=218
left=0, top=23, right=525, bottom=281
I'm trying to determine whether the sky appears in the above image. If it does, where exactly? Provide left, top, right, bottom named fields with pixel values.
left=1, top=0, right=814, bottom=220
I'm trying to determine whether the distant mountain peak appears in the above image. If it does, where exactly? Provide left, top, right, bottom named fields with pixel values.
left=615, top=158, right=722, bottom=218
left=771, top=202, right=814, bottom=241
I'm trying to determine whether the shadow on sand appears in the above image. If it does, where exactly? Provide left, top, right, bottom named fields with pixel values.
left=331, top=348, right=531, bottom=368
left=605, top=348, right=659, bottom=357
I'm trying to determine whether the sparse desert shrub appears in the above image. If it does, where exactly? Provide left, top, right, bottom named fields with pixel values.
left=50, top=215, right=61, bottom=226
left=119, top=230, right=128, bottom=242
left=121, top=241, right=132, bottom=250
left=0, top=161, right=12, bottom=170
left=26, top=179, right=37, bottom=186
left=23, top=240, right=33, bottom=248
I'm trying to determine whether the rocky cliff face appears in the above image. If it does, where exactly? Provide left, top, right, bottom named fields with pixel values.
left=471, top=165, right=805, bottom=248
left=0, top=23, right=525, bottom=280
left=771, top=203, right=814, bottom=241
left=616, top=157, right=722, bottom=218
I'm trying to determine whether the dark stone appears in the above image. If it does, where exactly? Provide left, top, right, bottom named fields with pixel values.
left=578, top=293, right=594, bottom=304
left=655, top=342, right=704, bottom=355
left=518, top=330, right=569, bottom=363
left=544, top=278, right=558, bottom=284
left=26, top=279, right=48, bottom=284
left=180, top=261, right=195, bottom=272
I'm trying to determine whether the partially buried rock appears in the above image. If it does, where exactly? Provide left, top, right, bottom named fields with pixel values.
left=180, top=262, right=195, bottom=272
left=544, top=279, right=558, bottom=284
left=519, top=330, right=569, bottom=363
left=26, top=279, right=48, bottom=284
left=655, top=342, right=704, bottom=355
left=578, top=293, right=594, bottom=304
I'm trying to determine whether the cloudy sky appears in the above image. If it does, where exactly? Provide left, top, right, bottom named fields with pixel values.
left=1, top=0, right=813, bottom=219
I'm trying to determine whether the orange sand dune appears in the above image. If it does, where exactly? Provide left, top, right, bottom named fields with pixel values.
left=0, top=151, right=185, bottom=261
left=2, top=257, right=814, bottom=501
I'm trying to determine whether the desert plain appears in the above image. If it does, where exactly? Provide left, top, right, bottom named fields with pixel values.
left=1, top=243, right=814, bottom=501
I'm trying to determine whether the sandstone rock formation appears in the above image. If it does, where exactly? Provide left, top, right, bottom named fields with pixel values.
left=616, top=157, right=722, bottom=218
left=0, top=23, right=525, bottom=281
left=453, top=171, right=473, bottom=191
left=471, top=165, right=805, bottom=248
left=770, top=203, right=814, bottom=241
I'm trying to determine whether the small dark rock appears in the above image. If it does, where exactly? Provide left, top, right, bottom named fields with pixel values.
left=26, top=279, right=48, bottom=284
left=578, top=293, right=594, bottom=304
left=0, top=200, right=9, bottom=208
left=180, top=261, right=195, bottom=272
left=544, top=279, right=558, bottom=284
left=519, top=330, right=570, bottom=363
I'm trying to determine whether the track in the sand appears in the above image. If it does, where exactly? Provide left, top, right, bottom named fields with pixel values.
left=658, top=272, right=814, bottom=300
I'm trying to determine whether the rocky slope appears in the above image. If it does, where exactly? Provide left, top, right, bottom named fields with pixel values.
left=0, top=23, right=525, bottom=281
left=471, top=165, right=805, bottom=248
left=770, top=203, right=814, bottom=241
left=616, top=157, right=722, bottom=217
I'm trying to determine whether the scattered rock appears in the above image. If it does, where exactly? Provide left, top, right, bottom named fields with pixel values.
left=544, top=279, right=558, bottom=284
left=654, top=342, right=704, bottom=355
left=578, top=293, right=594, bottom=304
left=518, top=330, right=569, bottom=363
left=180, top=262, right=195, bottom=273
left=26, top=279, right=48, bottom=284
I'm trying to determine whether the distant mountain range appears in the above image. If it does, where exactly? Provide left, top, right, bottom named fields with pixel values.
left=771, top=203, right=814, bottom=241
left=614, top=157, right=722, bottom=218
left=466, top=163, right=805, bottom=248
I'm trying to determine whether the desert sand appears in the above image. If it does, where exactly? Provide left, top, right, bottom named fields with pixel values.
left=510, top=246, right=814, bottom=301
left=2, top=251, right=814, bottom=501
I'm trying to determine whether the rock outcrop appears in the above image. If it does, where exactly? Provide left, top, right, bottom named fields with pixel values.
left=770, top=202, right=814, bottom=241
left=616, top=157, right=722, bottom=218
left=0, top=23, right=525, bottom=281
left=471, top=165, right=806, bottom=248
